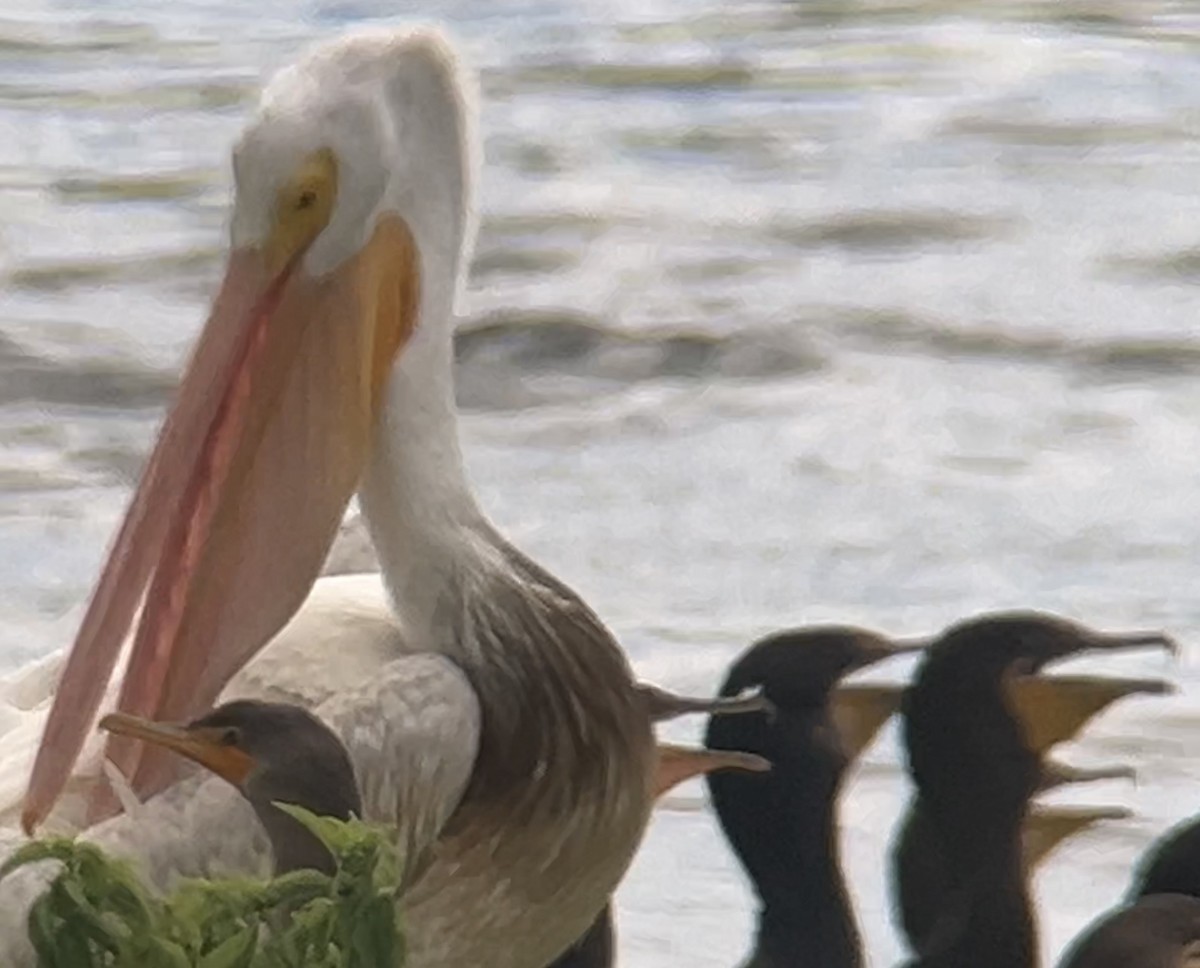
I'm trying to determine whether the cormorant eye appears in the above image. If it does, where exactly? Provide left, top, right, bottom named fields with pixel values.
left=219, top=727, right=242, bottom=747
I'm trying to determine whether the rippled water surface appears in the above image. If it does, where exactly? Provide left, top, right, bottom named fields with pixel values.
left=2, top=0, right=1200, bottom=964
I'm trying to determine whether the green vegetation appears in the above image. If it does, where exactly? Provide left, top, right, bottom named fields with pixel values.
left=0, top=805, right=405, bottom=968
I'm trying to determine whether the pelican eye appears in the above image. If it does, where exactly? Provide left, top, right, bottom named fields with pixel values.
left=218, top=727, right=242, bottom=747
left=264, top=147, right=338, bottom=272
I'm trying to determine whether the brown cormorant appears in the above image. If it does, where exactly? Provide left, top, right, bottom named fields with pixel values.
left=553, top=626, right=923, bottom=968
left=892, top=612, right=1173, bottom=968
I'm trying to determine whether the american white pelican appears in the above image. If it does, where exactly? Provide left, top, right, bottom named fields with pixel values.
left=0, top=25, right=692, bottom=967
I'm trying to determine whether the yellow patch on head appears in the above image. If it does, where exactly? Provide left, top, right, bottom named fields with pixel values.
left=265, top=148, right=339, bottom=273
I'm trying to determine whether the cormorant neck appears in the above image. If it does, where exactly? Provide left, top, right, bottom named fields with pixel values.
left=255, top=802, right=339, bottom=876
left=912, top=860, right=1037, bottom=968
left=247, top=766, right=362, bottom=878
left=707, top=709, right=862, bottom=968
left=749, top=806, right=860, bottom=968
left=749, top=880, right=861, bottom=968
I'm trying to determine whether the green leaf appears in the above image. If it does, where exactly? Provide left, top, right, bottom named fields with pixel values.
left=257, top=869, right=332, bottom=910
left=48, top=877, right=123, bottom=955
left=50, top=923, right=95, bottom=967
left=197, top=924, right=258, bottom=968
left=19, top=807, right=408, bottom=968
left=158, top=939, right=195, bottom=968
left=27, top=895, right=67, bottom=968
left=0, top=837, right=75, bottom=879
left=349, top=894, right=397, bottom=968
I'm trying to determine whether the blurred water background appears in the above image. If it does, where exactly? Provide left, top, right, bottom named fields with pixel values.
left=1, top=0, right=1200, bottom=964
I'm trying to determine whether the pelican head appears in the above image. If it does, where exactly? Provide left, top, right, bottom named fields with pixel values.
left=23, top=28, right=483, bottom=832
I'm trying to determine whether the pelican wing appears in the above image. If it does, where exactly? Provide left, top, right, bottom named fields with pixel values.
left=316, top=653, right=481, bottom=875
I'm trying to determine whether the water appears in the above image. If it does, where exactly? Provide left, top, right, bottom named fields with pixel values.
left=1, top=0, right=1199, bottom=963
